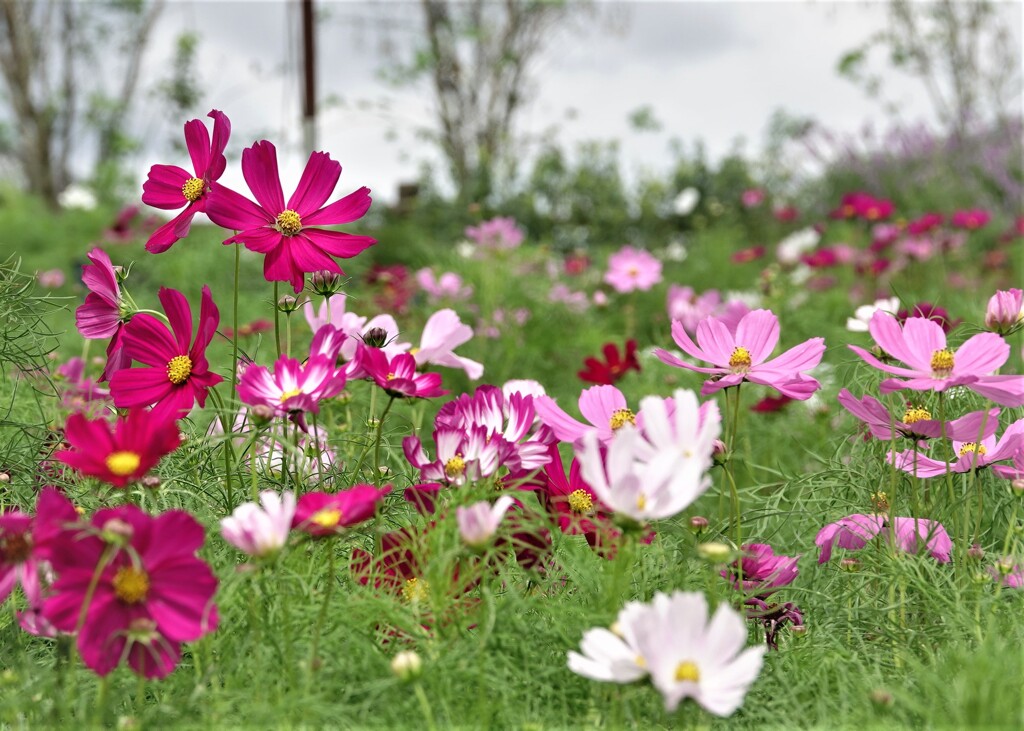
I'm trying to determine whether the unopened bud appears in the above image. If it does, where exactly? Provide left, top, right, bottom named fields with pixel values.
left=967, top=543, right=985, bottom=561
left=250, top=404, right=276, bottom=425
left=390, top=650, right=422, bottom=681
left=0, top=472, right=9, bottom=483
left=101, top=518, right=133, bottom=545
left=840, top=558, right=860, bottom=572
left=140, top=475, right=161, bottom=490
left=995, top=557, right=1015, bottom=576
left=711, top=439, right=729, bottom=466
left=362, top=327, right=389, bottom=348
left=790, top=624, right=807, bottom=637
left=696, top=541, right=732, bottom=564
left=869, top=689, right=893, bottom=708
left=308, top=270, right=343, bottom=297
left=1011, top=479, right=1024, bottom=495
left=276, top=295, right=301, bottom=314
left=688, top=516, right=708, bottom=533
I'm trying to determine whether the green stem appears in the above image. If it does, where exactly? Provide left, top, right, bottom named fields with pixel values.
left=274, top=281, right=282, bottom=359
left=308, top=545, right=337, bottom=676
left=413, top=682, right=439, bottom=731
left=372, top=396, right=396, bottom=485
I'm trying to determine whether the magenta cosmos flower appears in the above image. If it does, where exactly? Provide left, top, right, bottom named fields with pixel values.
left=293, top=485, right=391, bottom=536
left=848, top=311, right=1024, bottom=407
left=815, top=514, right=952, bottom=564
left=75, top=247, right=132, bottom=380
left=1, top=487, right=78, bottom=609
left=722, top=544, right=799, bottom=598
left=110, top=286, right=223, bottom=419
left=603, top=245, right=662, bottom=293
left=353, top=346, right=446, bottom=399
left=142, top=109, right=231, bottom=254
left=42, top=506, right=218, bottom=678
left=55, top=408, right=181, bottom=488
left=655, top=309, right=826, bottom=399
left=205, top=140, right=375, bottom=293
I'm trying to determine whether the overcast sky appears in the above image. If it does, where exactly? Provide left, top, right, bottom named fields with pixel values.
left=131, top=0, right=1022, bottom=204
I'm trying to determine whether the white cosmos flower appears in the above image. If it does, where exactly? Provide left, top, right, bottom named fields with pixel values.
left=567, top=599, right=652, bottom=683
left=633, top=389, right=720, bottom=489
left=220, top=490, right=296, bottom=558
left=846, top=297, right=900, bottom=332
left=776, top=227, right=820, bottom=264
left=673, top=187, right=701, bottom=216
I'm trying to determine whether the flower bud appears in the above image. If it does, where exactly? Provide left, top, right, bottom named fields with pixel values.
left=696, top=541, right=732, bottom=564
left=362, top=327, right=390, bottom=348
left=0, top=471, right=9, bottom=483
left=101, top=518, right=134, bottom=545
left=967, top=543, right=985, bottom=561
left=869, top=689, right=893, bottom=708
left=840, top=558, right=860, bottom=572
left=390, top=650, right=422, bottom=682
left=984, top=288, right=1023, bottom=334
left=688, top=516, right=708, bottom=533
left=1011, top=478, right=1024, bottom=495
left=140, top=475, right=161, bottom=490
left=250, top=404, right=276, bottom=425
left=309, top=270, right=344, bottom=297
left=276, top=295, right=301, bottom=314
left=711, top=439, right=729, bottom=466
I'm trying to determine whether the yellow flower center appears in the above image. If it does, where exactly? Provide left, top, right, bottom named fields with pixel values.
left=567, top=488, right=593, bottom=514
left=275, top=209, right=302, bottom=236
left=870, top=491, right=889, bottom=513
left=279, top=387, right=304, bottom=403
left=636, top=494, right=647, bottom=511
left=310, top=507, right=342, bottom=529
left=902, top=406, right=932, bottom=424
left=401, top=577, right=429, bottom=603
left=181, top=177, right=205, bottom=203
left=386, top=372, right=396, bottom=381
left=930, top=349, right=955, bottom=377
left=105, top=451, right=141, bottom=477
left=112, top=566, right=150, bottom=604
left=166, top=355, right=193, bottom=384
left=444, top=455, right=466, bottom=479
left=958, top=442, right=987, bottom=458
left=729, top=346, right=752, bottom=372
left=608, top=408, right=636, bottom=431
left=674, top=660, right=700, bottom=683
left=635, top=655, right=647, bottom=669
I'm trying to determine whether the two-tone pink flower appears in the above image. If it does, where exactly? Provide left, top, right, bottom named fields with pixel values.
left=656, top=309, right=825, bottom=399
left=75, top=247, right=132, bottom=380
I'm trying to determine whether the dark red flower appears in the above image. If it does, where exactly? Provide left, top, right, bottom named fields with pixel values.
left=578, top=340, right=640, bottom=385
left=896, top=302, right=961, bottom=334
left=732, top=245, right=766, bottom=263
left=750, top=394, right=794, bottom=413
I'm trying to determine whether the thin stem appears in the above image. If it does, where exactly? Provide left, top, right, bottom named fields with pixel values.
left=413, top=682, right=439, bottom=731
left=372, top=396, right=397, bottom=485
left=274, top=281, right=282, bottom=359
left=308, top=544, right=337, bottom=677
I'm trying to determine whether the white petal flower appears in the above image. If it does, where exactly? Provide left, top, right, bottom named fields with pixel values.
left=220, top=490, right=296, bottom=558
left=846, top=297, right=900, bottom=332
left=673, top=187, right=701, bottom=216
left=776, top=227, right=820, bottom=264
left=456, top=495, right=515, bottom=547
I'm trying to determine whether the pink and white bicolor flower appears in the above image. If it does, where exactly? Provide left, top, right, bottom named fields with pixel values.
left=220, top=491, right=296, bottom=558
left=456, top=496, right=515, bottom=547
left=655, top=309, right=825, bottom=399
left=237, top=354, right=347, bottom=425
left=404, top=425, right=515, bottom=486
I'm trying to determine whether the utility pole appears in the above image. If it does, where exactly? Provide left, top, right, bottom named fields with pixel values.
left=300, top=0, right=316, bottom=151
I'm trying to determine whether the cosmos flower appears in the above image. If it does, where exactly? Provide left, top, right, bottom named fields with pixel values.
left=54, top=409, right=181, bottom=488
left=721, top=544, right=799, bottom=598
left=354, top=346, right=447, bottom=399
left=412, top=309, right=484, bottom=380
left=837, top=390, right=998, bottom=443
left=205, top=140, right=375, bottom=293
left=0, top=487, right=77, bottom=608
left=220, top=491, right=296, bottom=558
left=292, top=486, right=391, bottom=536
left=237, top=354, right=347, bottom=428
left=456, top=496, right=515, bottom=547
left=889, top=417, right=1024, bottom=477
left=603, top=246, right=663, bottom=293
left=815, top=513, right=952, bottom=564
left=846, top=297, right=900, bottom=332
left=142, top=109, right=231, bottom=253
left=464, top=216, right=524, bottom=250
left=578, top=340, right=641, bottom=385
left=655, top=309, right=825, bottom=399
left=950, top=209, right=990, bottom=230
left=403, top=425, right=515, bottom=486
left=415, top=268, right=472, bottom=303
left=985, top=289, right=1023, bottom=334
left=75, top=247, right=132, bottom=381
left=848, top=311, right=1024, bottom=407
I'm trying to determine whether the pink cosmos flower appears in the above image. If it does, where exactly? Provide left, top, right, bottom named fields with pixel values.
left=412, top=309, right=484, bottom=380
left=109, top=286, right=223, bottom=419
left=655, top=309, right=825, bottom=399
left=221, top=491, right=296, bottom=558
left=54, top=408, right=181, bottom=488
left=303, top=296, right=410, bottom=365
left=741, top=188, right=765, bottom=208
left=75, top=247, right=131, bottom=381
left=142, top=109, right=231, bottom=253
left=42, top=506, right=218, bottom=678
left=666, top=286, right=750, bottom=336
left=837, top=389, right=998, bottom=442
left=37, top=269, right=65, bottom=288
left=722, top=544, right=799, bottom=598
left=1, top=487, right=77, bottom=610
left=354, top=346, right=446, bottom=399
left=848, top=311, right=1024, bottom=407
left=205, top=140, right=376, bottom=293
left=950, top=209, right=990, bottom=230
left=404, top=425, right=516, bottom=486
left=465, top=216, right=524, bottom=250
left=603, top=246, right=663, bottom=293
left=815, top=514, right=951, bottom=563
left=56, top=357, right=109, bottom=408
left=292, top=485, right=391, bottom=536
left=890, top=417, right=1023, bottom=477
left=985, top=288, right=1023, bottom=334
left=416, top=268, right=472, bottom=302
left=237, top=354, right=346, bottom=429
left=456, top=496, right=515, bottom=547
left=906, top=212, right=943, bottom=235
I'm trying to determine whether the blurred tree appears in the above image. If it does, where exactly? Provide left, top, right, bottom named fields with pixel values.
left=0, top=0, right=165, bottom=206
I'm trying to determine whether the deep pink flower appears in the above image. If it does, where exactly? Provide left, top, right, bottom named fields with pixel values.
left=293, top=486, right=391, bottom=536
left=42, top=506, right=218, bottom=678
left=906, top=212, right=944, bottom=235
left=837, top=389, right=998, bottom=442
left=75, top=247, right=132, bottom=381
left=722, top=544, right=799, bottom=598
left=205, top=140, right=375, bottom=293
left=848, top=311, right=1024, bottom=407
left=109, top=286, right=223, bottom=419
left=731, top=245, right=766, bottom=264
left=142, top=110, right=231, bottom=253
left=831, top=192, right=893, bottom=221
left=655, top=309, right=825, bottom=399
left=890, top=417, right=1024, bottom=477
left=773, top=205, right=798, bottom=222
left=816, top=514, right=951, bottom=563
left=950, top=209, right=990, bottom=230
left=354, top=345, right=446, bottom=399
left=750, top=394, right=793, bottom=413
left=603, top=246, right=662, bottom=293
left=54, top=408, right=181, bottom=488
left=366, top=263, right=414, bottom=314
left=1, top=487, right=77, bottom=608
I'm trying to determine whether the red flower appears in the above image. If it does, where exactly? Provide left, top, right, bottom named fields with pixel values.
left=109, top=286, right=223, bottom=419
left=54, top=409, right=181, bottom=488
left=142, top=110, right=231, bottom=254
left=205, top=140, right=376, bottom=293
left=732, top=245, right=765, bottom=263
left=578, top=340, right=640, bottom=385
left=950, top=209, right=991, bottom=230
left=750, top=394, right=794, bottom=413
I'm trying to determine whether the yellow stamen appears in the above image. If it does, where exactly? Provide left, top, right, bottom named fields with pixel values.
left=567, top=488, right=593, bottom=514
left=386, top=372, right=396, bottom=381
left=902, top=406, right=932, bottom=424
left=105, top=451, right=141, bottom=477
left=729, top=346, right=752, bottom=372
left=608, top=408, right=636, bottom=431
left=444, top=455, right=466, bottom=479
left=181, top=177, right=205, bottom=202
left=635, top=655, right=647, bottom=669
left=310, top=508, right=342, bottom=529
left=674, top=660, right=700, bottom=683
left=870, top=491, right=889, bottom=513
left=279, top=387, right=303, bottom=403
left=401, top=577, right=429, bottom=603
left=275, top=209, right=302, bottom=236
left=166, top=355, right=193, bottom=384
left=112, top=566, right=150, bottom=604
left=636, top=494, right=647, bottom=511
left=930, top=349, right=954, bottom=377
left=958, top=442, right=987, bottom=458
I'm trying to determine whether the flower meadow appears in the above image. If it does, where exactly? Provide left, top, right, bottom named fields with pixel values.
left=1, top=110, right=1023, bottom=729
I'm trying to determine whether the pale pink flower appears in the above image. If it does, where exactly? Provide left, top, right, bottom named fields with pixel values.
left=815, top=514, right=952, bottom=563
left=220, top=491, right=296, bottom=558
left=416, top=268, right=472, bottom=302
left=37, top=269, right=65, bottom=289
left=837, top=389, right=998, bottom=442
left=985, top=289, right=1023, bottom=334
left=412, top=309, right=484, bottom=380
left=849, top=311, right=1024, bottom=407
left=604, top=246, right=662, bottom=293
left=656, top=309, right=825, bottom=399
left=890, top=416, right=1024, bottom=477
left=465, top=217, right=524, bottom=250
left=456, top=495, right=515, bottom=547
